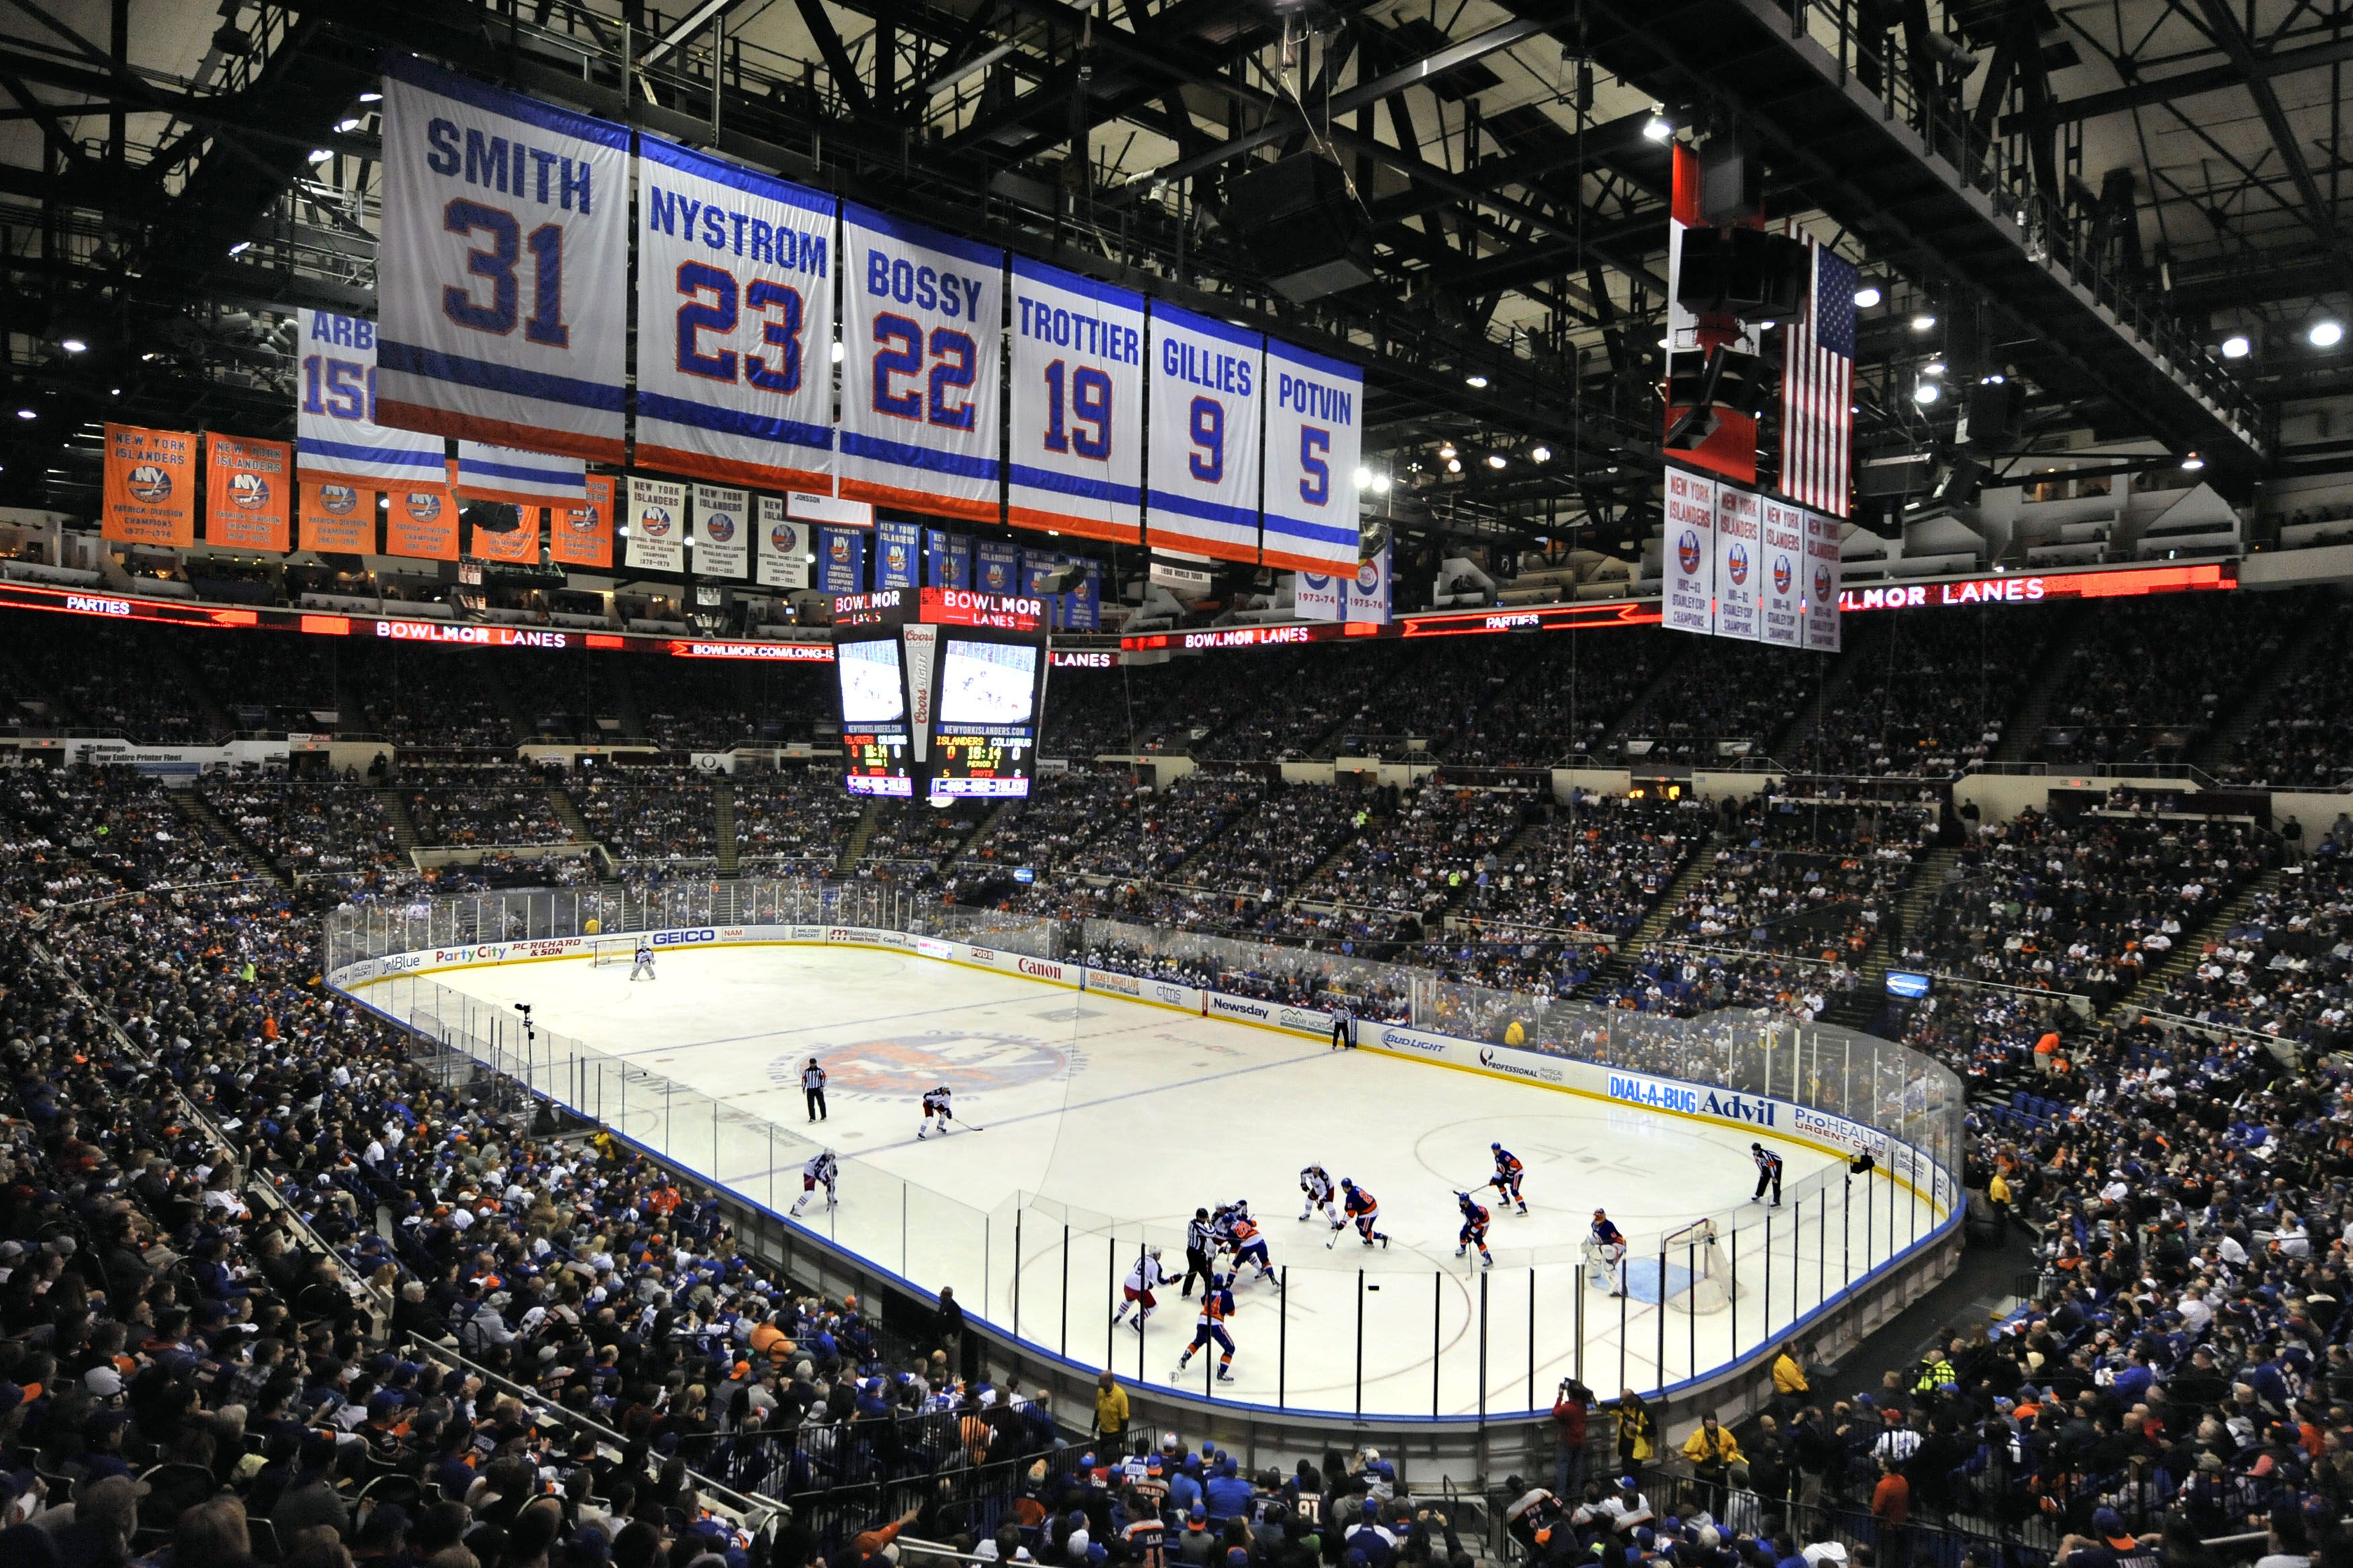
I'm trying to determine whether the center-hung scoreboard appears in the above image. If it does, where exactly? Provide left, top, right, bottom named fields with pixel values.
left=832, top=587, right=1049, bottom=803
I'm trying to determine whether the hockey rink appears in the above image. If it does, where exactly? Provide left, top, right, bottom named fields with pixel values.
left=403, top=944, right=1940, bottom=1416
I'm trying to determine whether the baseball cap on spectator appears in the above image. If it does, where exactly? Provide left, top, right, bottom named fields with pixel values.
left=1187, top=1507, right=1207, bottom=1530
left=82, top=1367, right=121, bottom=1398
left=2092, top=1510, right=2132, bottom=1546
left=1227, top=1552, right=1249, bottom=1568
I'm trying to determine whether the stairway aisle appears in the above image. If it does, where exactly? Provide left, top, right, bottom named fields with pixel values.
left=715, top=785, right=740, bottom=878
left=168, top=786, right=292, bottom=891
left=1990, top=603, right=2090, bottom=764
left=1577, top=830, right=1718, bottom=997
left=2110, top=866, right=2280, bottom=1018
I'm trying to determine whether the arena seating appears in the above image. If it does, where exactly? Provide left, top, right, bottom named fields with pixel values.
left=573, top=766, right=723, bottom=866
left=1786, top=608, right=2060, bottom=777
left=1656, top=797, right=1930, bottom=960
left=401, top=764, right=571, bottom=848
left=197, top=776, right=405, bottom=881
left=2035, top=593, right=2297, bottom=767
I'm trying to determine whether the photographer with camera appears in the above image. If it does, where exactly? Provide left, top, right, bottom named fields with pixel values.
left=1552, top=1377, right=1595, bottom=1499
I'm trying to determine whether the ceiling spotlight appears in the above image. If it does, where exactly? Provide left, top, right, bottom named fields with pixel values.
left=2181, top=453, right=2205, bottom=471
left=1657, top=335, right=1671, bottom=349
left=1923, top=359, right=1946, bottom=376
left=1911, top=313, right=1937, bottom=333
left=830, top=340, right=846, bottom=363
left=336, top=118, right=362, bottom=132
left=229, top=240, right=252, bottom=255
left=110, top=386, right=121, bottom=397
left=13, top=408, right=34, bottom=420
left=1853, top=285, right=1882, bottom=309
left=1486, top=452, right=1507, bottom=470
left=1980, top=372, right=2005, bottom=385
left=141, top=352, right=158, bottom=362
left=2220, top=333, right=2251, bottom=360
left=1642, top=104, right=1672, bottom=142
left=1465, top=374, right=1489, bottom=388
left=1437, top=441, right=1457, bottom=460
left=1352, top=466, right=1374, bottom=491
left=2311, top=319, right=2346, bottom=349
left=59, top=338, right=87, bottom=354
left=1529, top=444, right=1552, bottom=463
left=1912, top=381, right=1941, bottom=405
left=1371, top=474, right=1392, bottom=494
left=358, top=91, right=383, bottom=103
left=1445, top=456, right=1463, bottom=474
left=307, top=148, right=333, bottom=163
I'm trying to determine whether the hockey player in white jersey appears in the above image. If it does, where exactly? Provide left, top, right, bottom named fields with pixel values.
left=918, top=1085, right=953, bottom=1139
left=1299, top=1164, right=1339, bottom=1225
left=1113, top=1246, right=1168, bottom=1330
left=789, top=1150, right=838, bottom=1215
left=629, top=940, right=656, bottom=981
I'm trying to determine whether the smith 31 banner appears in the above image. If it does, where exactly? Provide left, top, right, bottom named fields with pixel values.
left=205, top=434, right=292, bottom=551
left=1662, top=465, right=1717, bottom=637
left=925, top=526, right=971, bottom=589
left=692, top=483, right=750, bottom=579
left=299, top=479, right=375, bottom=554
left=838, top=205, right=1003, bottom=522
left=385, top=470, right=459, bottom=561
left=755, top=496, right=809, bottom=589
left=296, top=308, right=444, bottom=489
left=1007, top=257, right=1144, bottom=543
left=550, top=474, right=614, bottom=568
left=1758, top=497, right=1807, bottom=650
left=1261, top=341, right=1361, bottom=575
left=876, top=520, right=921, bottom=591
left=626, top=476, right=688, bottom=573
left=1804, top=509, right=1843, bottom=652
left=637, top=137, right=837, bottom=493
left=102, top=423, right=197, bottom=547
left=375, top=54, right=629, bottom=462
left=454, top=440, right=586, bottom=506
left=1146, top=302, right=1262, bottom=565
left=1712, top=484, right=1762, bottom=642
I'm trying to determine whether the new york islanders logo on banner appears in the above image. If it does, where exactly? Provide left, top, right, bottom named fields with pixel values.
left=828, top=534, right=850, bottom=566
left=321, top=485, right=360, bottom=515
left=1677, top=530, right=1702, bottom=575
left=1814, top=564, right=1834, bottom=601
left=228, top=471, right=271, bottom=510
left=1774, top=555, right=1794, bottom=595
left=770, top=520, right=799, bottom=555
left=703, top=510, right=736, bottom=544
left=885, top=540, right=908, bottom=575
left=1726, top=542, right=1750, bottom=587
left=565, top=507, right=598, bottom=538
left=983, top=559, right=1010, bottom=591
left=404, top=491, right=442, bottom=524
left=128, top=464, right=173, bottom=505
left=1357, top=560, right=1380, bottom=593
left=641, top=507, right=674, bottom=538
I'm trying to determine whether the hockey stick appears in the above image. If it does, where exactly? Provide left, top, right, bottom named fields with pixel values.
left=947, top=1112, right=987, bottom=1132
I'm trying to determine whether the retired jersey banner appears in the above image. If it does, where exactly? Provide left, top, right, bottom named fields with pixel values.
left=1804, top=509, right=1843, bottom=653
left=455, top=440, right=586, bottom=506
left=1759, top=498, right=1807, bottom=650
left=205, top=434, right=292, bottom=551
left=1261, top=341, right=1361, bottom=575
left=626, top=476, right=688, bottom=573
left=103, top=423, right=197, bottom=547
left=375, top=54, right=629, bottom=462
left=925, top=526, right=971, bottom=589
left=469, top=508, right=539, bottom=563
left=756, top=496, right=809, bottom=589
left=1007, top=257, right=1144, bottom=543
left=974, top=538, right=1021, bottom=597
left=1663, top=465, right=1718, bottom=637
left=692, top=484, right=750, bottom=579
left=551, top=474, right=614, bottom=568
left=296, top=308, right=444, bottom=488
left=1713, top=485, right=1762, bottom=642
left=875, top=520, right=921, bottom=591
left=298, top=478, right=376, bottom=554
left=839, top=205, right=1003, bottom=522
left=1146, top=303, right=1262, bottom=565
left=386, top=473, right=459, bottom=561
left=637, top=137, right=836, bottom=492
left=817, top=525, right=865, bottom=593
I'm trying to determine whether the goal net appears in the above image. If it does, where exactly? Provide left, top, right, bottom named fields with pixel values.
left=590, top=938, right=643, bottom=968
left=1659, top=1218, right=1737, bottom=1315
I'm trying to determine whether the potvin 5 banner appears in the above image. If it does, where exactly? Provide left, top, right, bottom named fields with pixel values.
left=1260, top=340, right=1361, bottom=575
left=838, top=206, right=1004, bottom=523
left=375, top=54, right=630, bottom=462
left=637, top=136, right=837, bottom=493
left=1006, top=256, right=1144, bottom=544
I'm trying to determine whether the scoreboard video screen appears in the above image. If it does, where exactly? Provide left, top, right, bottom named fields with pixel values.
left=929, top=634, right=1047, bottom=800
left=836, top=633, right=915, bottom=796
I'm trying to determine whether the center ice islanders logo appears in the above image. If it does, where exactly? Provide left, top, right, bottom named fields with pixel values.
left=640, top=505, right=674, bottom=538
left=228, top=471, right=271, bottom=510
left=320, top=484, right=359, bottom=515
left=703, top=511, right=737, bottom=544
left=1773, top=554, right=1793, bottom=595
left=1677, top=530, right=1702, bottom=575
left=770, top=1032, right=1073, bottom=1098
left=1813, top=563, right=1833, bottom=601
left=1725, top=542, right=1750, bottom=587
left=404, top=491, right=442, bottom=524
left=127, top=464, right=172, bottom=505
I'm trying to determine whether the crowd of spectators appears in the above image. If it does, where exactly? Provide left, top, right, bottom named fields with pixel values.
left=1790, top=610, right=2059, bottom=778
left=1447, top=634, right=1674, bottom=768
left=7, top=626, right=221, bottom=744
left=1613, top=641, right=1831, bottom=764
left=2135, top=839, right=2353, bottom=1050
left=403, top=768, right=571, bottom=850
left=1584, top=946, right=1858, bottom=1020
left=2217, top=602, right=2353, bottom=788
left=197, top=777, right=405, bottom=882
left=572, top=770, right=721, bottom=867
left=354, top=649, right=520, bottom=752
left=2037, top=593, right=2297, bottom=768
left=1656, top=798, right=1930, bottom=960
left=184, top=638, right=347, bottom=737
left=1296, top=784, right=1531, bottom=921
left=2, top=764, right=257, bottom=897
left=732, top=774, right=864, bottom=877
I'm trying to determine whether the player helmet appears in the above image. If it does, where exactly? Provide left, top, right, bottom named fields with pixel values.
left=1234, top=1200, right=1249, bottom=1214
left=1341, top=1178, right=1355, bottom=1190
left=1751, top=1141, right=1763, bottom=1152
left=1593, top=1208, right=1607, bottom=1218
left=1149, top=1246, right=1162, bottom=1260
left=1492, top=1142, right=1502, bottom=1150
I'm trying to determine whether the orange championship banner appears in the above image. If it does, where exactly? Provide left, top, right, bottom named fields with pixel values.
left=469, top=506, right=539, bottom=563
left=384, top=461, right=459, bottom=561
left=299, top=478, right=376, bottom=554
left=102, top=423, right=198, bottom=546
left=549, top=473, right=614, bottom=568
left=205, top=434, right=292, bottom=550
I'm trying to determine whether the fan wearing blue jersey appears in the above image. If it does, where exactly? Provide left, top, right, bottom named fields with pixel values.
left=1489, top=1143, right=1528, bottom=1214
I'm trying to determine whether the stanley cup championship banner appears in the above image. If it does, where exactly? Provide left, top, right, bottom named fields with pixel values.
left=1006, top=257, right=1144, bottom=543
left=627, top=477, right=688, bottom=573
left=1712, top=484, right=1762, bottom=643
left=296, top=308, right=444, bottom=489
left=1759, top=497, right=1808, bottom=650
left=839, top=205, right=1004, bottom=522
left=1662, top=465, right=1717, bottom=637
left=637, top=138, right=837, bottom=492
left=1261, top=341, right=1361, bottom=575
left=375, top=53, right=630, bottom=462
left=1146, top=302, right=1263, bottom=565
left=755, top=496, right=809, bottom=589
left=1805, top=510, right=1843, bottom=651
left=551, top=474, right=614, bottom=567
left=103, top=423, right=197, bottom=547
left=205, top=434, right=292, bottom=550
left=300, top=479, right=375, bottom=554
left=692, top=483, right=750, bottom=579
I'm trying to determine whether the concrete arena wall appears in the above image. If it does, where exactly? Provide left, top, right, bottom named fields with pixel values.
left=331, top=924, right=1962, bottom=1471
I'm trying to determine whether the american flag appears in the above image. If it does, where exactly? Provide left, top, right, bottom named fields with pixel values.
left=1781, top=241, right=1856, bottom=517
